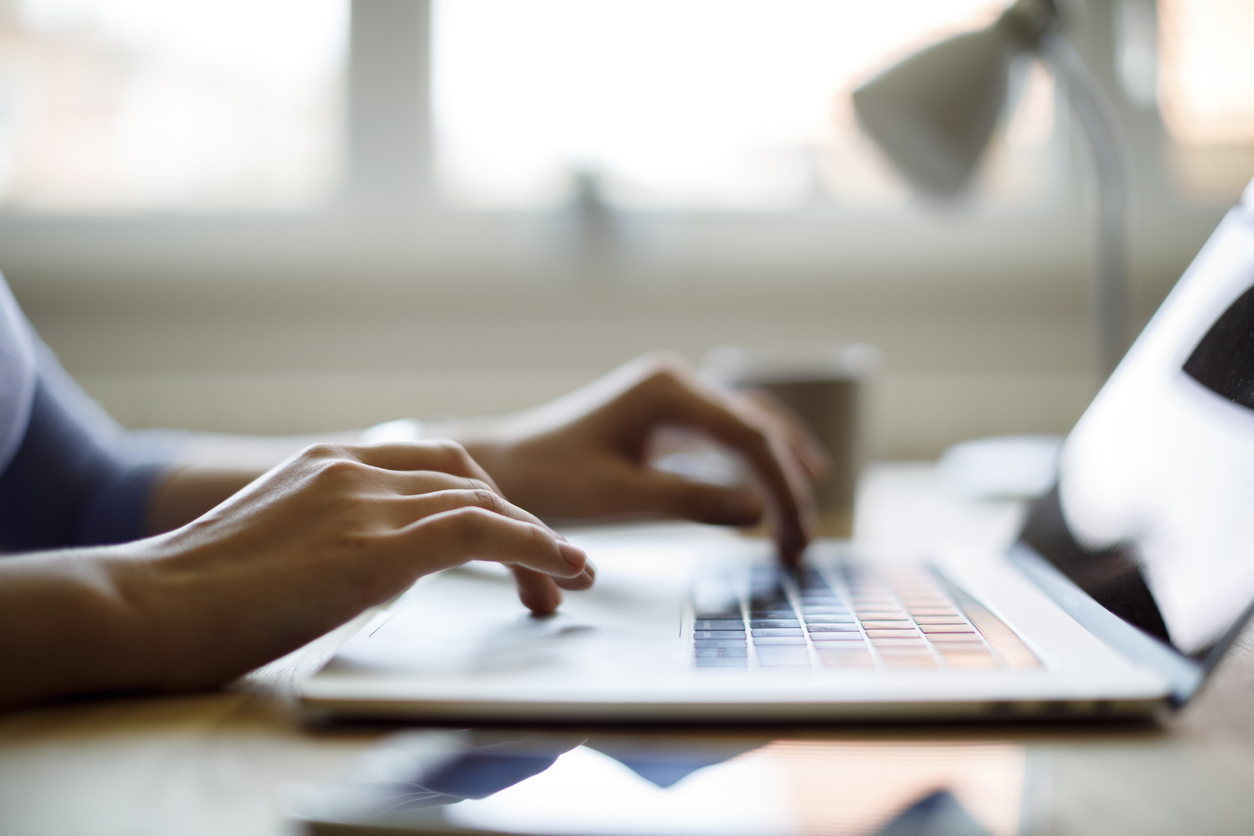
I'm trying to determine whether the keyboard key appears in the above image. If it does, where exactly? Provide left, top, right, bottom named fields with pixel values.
left=920, top=624, right=976, bottom=634
left=928, top=636, right=986, bottom=648
left=751, top=628, right=804, bottom=638
left=694, top=638, right=747, bottom=648
left=750, top=620, right=800, bottom=629
left=913, top=616, right=969, bottom=625
left=749, top=609, right=796, bottom=619
left=753, top=636, right=806, bottom=645
left=756, top=647, right=809, bottom=662
left=910, top=608, right=961, bottom=616
left=899, top=597, right=950, bottom=607
left=695, top=619, right=744, bottom=630
left=856, top=610, right=908, bottom=619
left=940, top=653, right=1000, bottom=669
left=817, top=651, right=874, bottom=667
left=807, top=623, right=860, bottom=632
left=693, top=646, right=748, bottom=657
left=865, top=629, right=919, bottom=639
left=755, top=644, right=808, bottom=656
left=809, top=632, right=865, bottom=642
left=882, top=654, right=938, bottom=668
left=694, top=657, right=748, bottom=667
left=800, top=606, right=850, bottom=615
left=695, top=630, right=746, bottom=640
left=962, top=605, right=1043, bottom=668
left=861, top=620, right=912, bottom=629
left=803, top=616, right=856, bottom=626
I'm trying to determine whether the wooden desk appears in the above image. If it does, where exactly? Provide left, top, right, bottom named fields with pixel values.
left=2, top=464, right=1253, bottom=836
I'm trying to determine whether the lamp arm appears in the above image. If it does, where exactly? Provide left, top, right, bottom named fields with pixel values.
left=1038, top=33, right=1130, bottom=380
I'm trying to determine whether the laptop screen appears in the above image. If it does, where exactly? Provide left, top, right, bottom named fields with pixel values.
left=1021, top=182, right=1254, bottom=665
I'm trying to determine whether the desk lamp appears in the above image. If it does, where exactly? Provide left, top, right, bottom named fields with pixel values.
left=853, top=0, right=1129, bottom=378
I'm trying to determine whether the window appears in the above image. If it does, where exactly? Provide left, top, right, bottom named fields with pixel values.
left=432, top=0, right=1057, bottom=211
left=0, top=0, right=347, bottom=212
left=1155, top=0, right=1254, bottom=202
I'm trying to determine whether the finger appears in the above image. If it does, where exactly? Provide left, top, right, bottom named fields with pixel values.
left=736, top=389, right=829, bottom=479
left=619, top=466, right=765, bottom=527
left=554, top=560, right=596, bottom=591
left=347, top=440, right=503, bottom=492
left=508, top=564, right=595, bottom=615
left=381, top=487, right=554, bottom=533
left=380, top=470, right=504, bottom=501
left=645, top=376, right=814, bottom=564
left=511, top=566, right=563, bottom=614
left=398, top=507, right=588, bottom=579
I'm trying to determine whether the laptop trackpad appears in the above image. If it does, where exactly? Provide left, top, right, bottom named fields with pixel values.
left=328, top=545, right=690, bottom=675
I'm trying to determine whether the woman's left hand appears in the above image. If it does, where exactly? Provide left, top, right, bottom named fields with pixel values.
left=458, top=354, right=824, bottom=566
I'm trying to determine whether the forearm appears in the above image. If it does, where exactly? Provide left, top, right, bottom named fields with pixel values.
left=0, top=548, right=161, bottom=709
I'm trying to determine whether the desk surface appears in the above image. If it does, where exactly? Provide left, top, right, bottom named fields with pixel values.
left=2, top=463, right=1253, bottom=836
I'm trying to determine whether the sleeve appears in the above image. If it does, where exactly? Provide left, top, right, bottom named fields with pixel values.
left=0, top=337, right=179, bottom=553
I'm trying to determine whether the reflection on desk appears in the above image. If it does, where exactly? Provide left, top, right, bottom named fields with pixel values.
left=291, top=730, right=1036, bottom=836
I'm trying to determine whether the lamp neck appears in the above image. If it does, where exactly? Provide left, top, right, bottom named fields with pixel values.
left=997, top=0, right=1060, bottom=50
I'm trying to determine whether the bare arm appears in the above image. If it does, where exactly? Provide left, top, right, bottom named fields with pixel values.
left=146, top=356, right=823, bottom=560
left=0, top=442, right=590, bottom=710
left=0, top=548, right=161, bottom=707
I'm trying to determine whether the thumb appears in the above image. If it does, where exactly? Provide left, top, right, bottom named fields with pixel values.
left=628, top=469, right=764, bottom=527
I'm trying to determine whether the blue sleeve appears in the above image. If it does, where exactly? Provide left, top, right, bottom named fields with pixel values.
left=0, top=342, right=175, bottom=552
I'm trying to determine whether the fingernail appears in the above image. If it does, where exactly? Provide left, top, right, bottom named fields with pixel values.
left=719, top=490, right=762, bottom=525
left=559, top=542, right=587, bottom=570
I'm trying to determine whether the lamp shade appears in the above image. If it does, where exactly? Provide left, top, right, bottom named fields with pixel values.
left=852, top=27, right=1014, bottom=197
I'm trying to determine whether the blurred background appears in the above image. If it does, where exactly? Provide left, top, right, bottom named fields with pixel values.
left=0, top=0, right=1251, bottom=458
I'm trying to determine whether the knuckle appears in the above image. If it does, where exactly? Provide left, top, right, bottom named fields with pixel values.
left=300, top=442, right=350, bottom=461
left=310, top=456, right=368, bottom=487
left=469, top=487, right=504, bottom=513
left=638, top=364, right=684, bottom=396
left=431, top=438, right=470, bottom=462
left=441, top=505, right=492, bottom=541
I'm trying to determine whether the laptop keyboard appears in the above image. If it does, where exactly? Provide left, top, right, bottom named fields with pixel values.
left=691, top=562, right=1041, bottom=671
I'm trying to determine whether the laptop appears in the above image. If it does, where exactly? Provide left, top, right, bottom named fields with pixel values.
left=299, top=181, right=1254, bottom=724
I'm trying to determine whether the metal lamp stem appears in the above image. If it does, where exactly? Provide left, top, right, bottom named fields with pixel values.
left=1039, top=33, right=1130, bottom=380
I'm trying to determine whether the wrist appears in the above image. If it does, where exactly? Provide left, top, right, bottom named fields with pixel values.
left=0, top=546, right=170, bottom=707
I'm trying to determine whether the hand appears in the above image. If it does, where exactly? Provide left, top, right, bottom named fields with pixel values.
left=459, top=354, right=823, bottom=565
left=113, top=442, right=591, bottom=693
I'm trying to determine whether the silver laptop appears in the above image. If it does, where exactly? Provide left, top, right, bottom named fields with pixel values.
left=299, top=183, right=1254, bottom=724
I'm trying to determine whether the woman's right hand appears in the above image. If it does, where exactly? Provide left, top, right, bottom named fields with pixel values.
left=115, top=441, right=591, bottom=693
